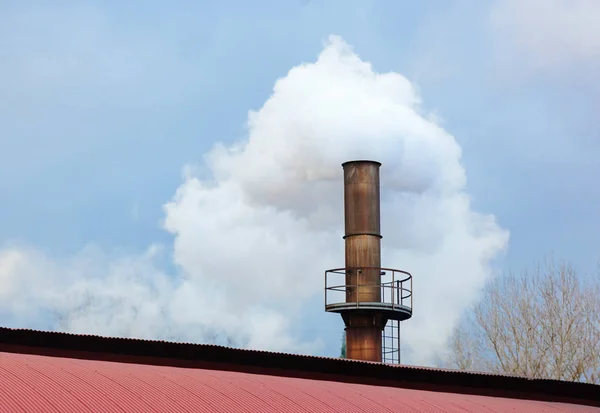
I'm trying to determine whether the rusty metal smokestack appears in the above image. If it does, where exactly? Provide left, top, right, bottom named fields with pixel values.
left=342, top=160, right=384, bottom=362
left=325, top=160, right=413, bottom=364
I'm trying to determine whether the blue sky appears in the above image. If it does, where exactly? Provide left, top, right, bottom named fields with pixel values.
left=1, top=1, right=599, bottom=363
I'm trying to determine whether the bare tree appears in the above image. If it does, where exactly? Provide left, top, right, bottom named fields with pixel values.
left=445, top=259, right=600, bottom=383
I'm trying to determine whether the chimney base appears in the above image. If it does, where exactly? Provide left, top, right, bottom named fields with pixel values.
left=342, top=313, right=387, bottom=363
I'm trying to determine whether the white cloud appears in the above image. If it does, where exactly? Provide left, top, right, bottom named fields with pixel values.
left=0, top=35, right=508, bottom=364
left=490, top=0, right=600, bottom=70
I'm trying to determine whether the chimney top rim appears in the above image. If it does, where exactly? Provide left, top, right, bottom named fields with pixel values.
left=341, top=160, right=382, bottom=168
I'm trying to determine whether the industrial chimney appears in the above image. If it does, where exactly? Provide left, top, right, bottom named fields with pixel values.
left=325, top=160, right=413, bottom=363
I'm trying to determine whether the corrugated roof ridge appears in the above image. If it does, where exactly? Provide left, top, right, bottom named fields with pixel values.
left=1, top=325, right=375, bottom=362
left=0, top=327, right=516, bottom=375
left=0, top=326, right=593, bottom=384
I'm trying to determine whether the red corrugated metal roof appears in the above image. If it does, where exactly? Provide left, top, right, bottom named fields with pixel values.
left=1, top=351, right=598, bottom=413
left=1, top=327, right=599, bottom=410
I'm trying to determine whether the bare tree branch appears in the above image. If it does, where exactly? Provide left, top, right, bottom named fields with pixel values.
left=444, top=258, right=600, bottom=384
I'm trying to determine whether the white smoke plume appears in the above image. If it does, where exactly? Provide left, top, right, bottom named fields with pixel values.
left=0, top=35, right=508, bottom=364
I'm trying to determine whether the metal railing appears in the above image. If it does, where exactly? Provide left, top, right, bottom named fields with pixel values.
left=324, top=267, right=413, bottom=313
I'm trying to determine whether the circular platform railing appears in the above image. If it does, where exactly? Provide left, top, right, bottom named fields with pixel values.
left=324, top=267, right=413, bottom=321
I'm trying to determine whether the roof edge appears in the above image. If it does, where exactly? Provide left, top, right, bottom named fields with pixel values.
left=1, top=327, right=599, bottom=408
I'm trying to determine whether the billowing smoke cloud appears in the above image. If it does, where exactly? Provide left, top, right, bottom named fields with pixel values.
left=0, top=36, right=508, bottom=364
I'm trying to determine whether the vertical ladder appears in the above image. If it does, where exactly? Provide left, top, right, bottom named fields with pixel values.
left=382, top=319, right=400, bottom=364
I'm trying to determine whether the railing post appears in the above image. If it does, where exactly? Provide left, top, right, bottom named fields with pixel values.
left=392, top=269, right=395, bottom=308
left=410, top=276, right=413, bottom=311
